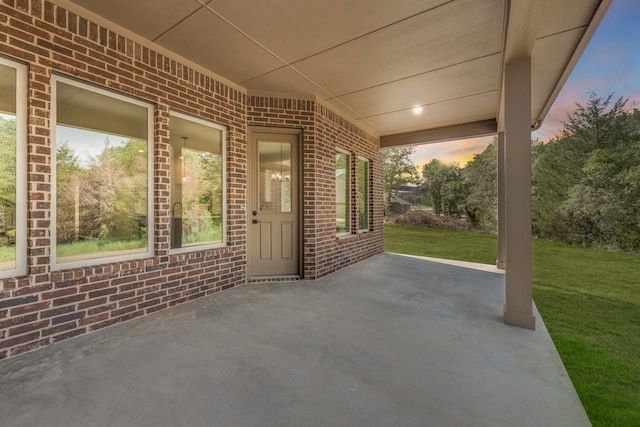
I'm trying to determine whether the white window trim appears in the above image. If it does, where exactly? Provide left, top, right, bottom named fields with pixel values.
left=168, top=111, right=227, bottom=254
left=357, top=156, right=370, bottom=233
left=50, top=75, right=154, bottom=270
left=0, top=57, right=27, bottom=279
left=336, top=147, right=351, bottom=238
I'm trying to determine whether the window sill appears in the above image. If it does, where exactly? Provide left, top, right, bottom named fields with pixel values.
left=52, top=247, right=153, bottom=271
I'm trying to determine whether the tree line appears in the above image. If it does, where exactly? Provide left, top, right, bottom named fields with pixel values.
left=0, top=116, right=17, bottom=248
left=56, top=138, right=148, bottom=245
left=384, top=94, right=640, bottom=252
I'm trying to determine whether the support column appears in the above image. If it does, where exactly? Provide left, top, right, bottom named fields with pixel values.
left=503, top=58, right=535, bottom=330
left=496, top=132, right=506, bottom=270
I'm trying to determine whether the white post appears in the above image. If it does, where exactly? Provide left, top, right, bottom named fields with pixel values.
left=496, top=132, right=506, bottom=270
left=503, top=58, right=535, bottom=330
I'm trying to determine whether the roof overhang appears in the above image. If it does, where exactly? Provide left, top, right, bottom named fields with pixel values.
left=51, top=0, right=612, bottom=146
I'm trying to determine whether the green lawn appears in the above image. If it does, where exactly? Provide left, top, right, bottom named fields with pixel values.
left=56, top=238, right=147, bottom=258
left=0, top=245, right=15, bottom=263
left=384, top=224, right=640, bottom=427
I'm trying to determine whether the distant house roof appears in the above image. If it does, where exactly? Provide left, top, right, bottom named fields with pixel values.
left=390, top=197, right=411, bottom=206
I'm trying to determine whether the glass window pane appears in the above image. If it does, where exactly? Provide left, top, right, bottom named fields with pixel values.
left=259, top=141, right=291, bottom=213
left=336, top=151, right=350, bottom=234
left=358, top=158, right=369, bottom=231
left=55, top=81, right=150, bottom=264
left=170, top=114, right=224, bottom=249
left=0, top=64, right=17, bottom=272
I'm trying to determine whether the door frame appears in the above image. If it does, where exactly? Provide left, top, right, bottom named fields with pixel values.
left=247, top=126, right=303, bottom=280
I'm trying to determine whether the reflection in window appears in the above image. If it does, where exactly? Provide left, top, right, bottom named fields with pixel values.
left=358, top=158, right=370, bottom=231
left=336, top=150, right=350, bottom=235
left=170, top=113, right=225, bottom=250
left=259, top=141, right=291, bottom=213
left=54, top=78, right=152, bottom=267
left=0, top=112, right=16, bottom=272
left=0, top=59, right=26, bottom=277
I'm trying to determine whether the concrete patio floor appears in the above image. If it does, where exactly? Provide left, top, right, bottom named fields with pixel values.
left=0, top=253, right=590, bottom=427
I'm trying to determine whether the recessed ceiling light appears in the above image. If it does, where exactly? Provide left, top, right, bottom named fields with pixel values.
left=412, top=106, right=423, bottom=114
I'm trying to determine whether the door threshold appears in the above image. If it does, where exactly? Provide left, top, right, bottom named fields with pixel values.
left=248, top=275, right=301, bottom=283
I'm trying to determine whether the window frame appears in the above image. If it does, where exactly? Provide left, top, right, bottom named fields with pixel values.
left=335, top=148, right=352, bottom=237
left=51, top=75, right=154, bottom=270
left=168, top=111, right=227, bottom=254
left=357, top=156, right=370, bottom=233
left=0, top=57, right=27, bottom=279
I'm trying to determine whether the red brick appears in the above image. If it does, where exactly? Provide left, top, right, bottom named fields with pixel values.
left=9, top=319, right=50, bottom=336
left=0, top=331, right=40, bottom=349
left=0, top=0, right=382, bottom=361
left=52, top=328, right=86, bottom=343
left=77, top=297, right=107, bottom=310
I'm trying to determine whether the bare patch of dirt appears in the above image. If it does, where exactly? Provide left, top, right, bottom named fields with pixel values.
left=385, top=210, right=473, bottom=231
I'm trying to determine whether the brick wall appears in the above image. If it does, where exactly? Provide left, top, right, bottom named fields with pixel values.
left=0, top=0, right=383, bottom=360
left=0, top=0, right=248, bottom=360
left=313, top=105, right=384, bottom=278
left=247, top=98, right=384, bottom=280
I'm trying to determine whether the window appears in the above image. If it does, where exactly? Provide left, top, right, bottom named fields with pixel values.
left=0, top=58, right=26, bottom=278
left=169, top=112, right=225, bottom=251
left=336, top=149, right=351, bottom=235
left=52, top=77, right=153, bottom=268
left=358, top=157, right=370, bottom=232
left=259, top=141, right=291, bottom=213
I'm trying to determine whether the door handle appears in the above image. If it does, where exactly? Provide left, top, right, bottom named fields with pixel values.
left=252, top=219, right=260, bottom=224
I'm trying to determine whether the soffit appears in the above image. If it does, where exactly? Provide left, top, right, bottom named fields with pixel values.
left=65, top=0, right=610, bottom=142
left=355, top=91, right=498, bottom=135
left=65, top=0, right=209, bottom=40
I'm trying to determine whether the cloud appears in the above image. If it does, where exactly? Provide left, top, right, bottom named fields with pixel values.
left=409, top=1, right=640, bottom=157
left=533, top=0, right=640, bottom=141
left=535, top=72, right=640, bottom=141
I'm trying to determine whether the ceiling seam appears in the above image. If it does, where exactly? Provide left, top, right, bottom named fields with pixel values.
left=535, top=25, right=588, bottom=41
left=292, top=0, right=455, bottom=64
left=495, top=0, right=510, bottom=130
left=195, top=0, right=382, bottom=131
left=151, top=3, right=211, bottom=42
left=326, top=51, right=502, bottom=100
left=360, top=89, right=499, bottom=119
left=534, top=0, right=610, bottom=129
left=240, top=0, right=455, bottom=85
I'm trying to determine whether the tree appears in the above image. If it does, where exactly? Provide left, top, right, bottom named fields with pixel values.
left=463, top=140, right=497, bottom=230
left=421, top=159, right=463, bottom=216
left=382, top=147, right=417, bottom=206
left=111, top=139, right=148, bottom=239
left=0, top=116, right=16, bottom=243
left=58, top=137, right=149, bottom=245
left=421, top=159, right=446, bottom=215
left=532, top=93, right=640, bottom=250
left=56, top=142, right=83, bottom=243
left=531, top=136, right=583, bottom=241
left=197, top=152, right=223, bottom=216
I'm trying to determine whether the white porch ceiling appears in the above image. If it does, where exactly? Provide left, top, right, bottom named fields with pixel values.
left=61, top=0, right=611, bottom=142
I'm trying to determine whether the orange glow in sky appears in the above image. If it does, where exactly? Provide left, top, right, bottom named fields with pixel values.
left=410, top=136, right=494, bottom=169
left=409, top=0, right=640, bottom=169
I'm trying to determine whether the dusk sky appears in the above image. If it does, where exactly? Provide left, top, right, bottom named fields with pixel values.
left=410, top=0, right=640, bottom=167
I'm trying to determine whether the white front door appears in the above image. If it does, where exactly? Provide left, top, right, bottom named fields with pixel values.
left=249, top=130, right=299, bottom=278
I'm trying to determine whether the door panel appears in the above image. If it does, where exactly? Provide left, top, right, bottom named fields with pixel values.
left=259, top=223, right=272, bottom=260
left=249, top=131, right=299, bottom=277
left=281, top=222, right=293, bottom=259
